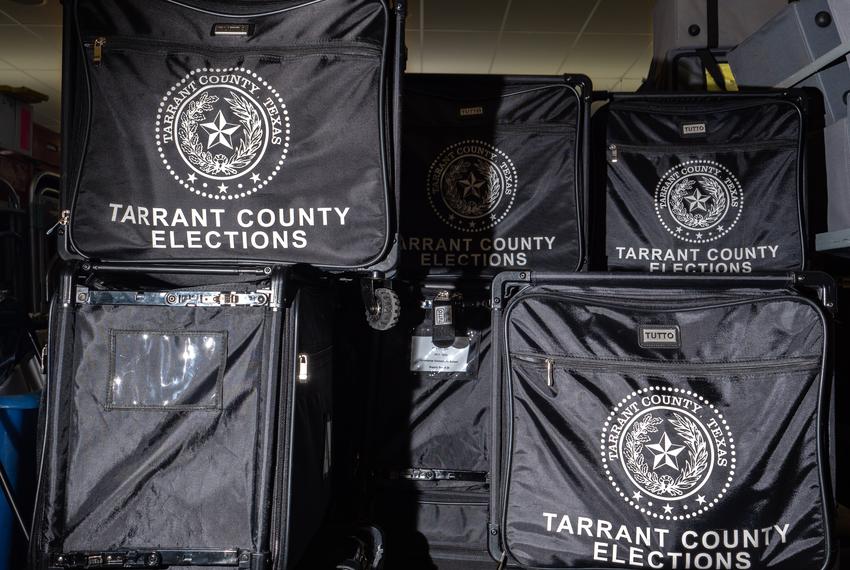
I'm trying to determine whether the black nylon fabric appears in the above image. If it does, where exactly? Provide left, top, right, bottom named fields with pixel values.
left=368, top=284, right=492, bottom=564
left=604, top=95, right=806, bottom=273
left=31, top=275, right=336, bottom=570
left=495, top=282, right=832, bottom=569
left=399, top=75, right=587, bottom=279
left=59, top=304, right=267, bottom=554
left=65, top=0, right=393, bottom=269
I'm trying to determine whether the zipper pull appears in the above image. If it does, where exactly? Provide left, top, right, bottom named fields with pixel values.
left=607, top=143, right=618, bottom=163
left=546, top=358, right=554, bottom=387
left=93, top=37, right=106, bottom=66
left=497, top=552, right=508, bottom=570
left=46, top=209, right=70, bottom=236
left=297, top=354, right=309, bottom=383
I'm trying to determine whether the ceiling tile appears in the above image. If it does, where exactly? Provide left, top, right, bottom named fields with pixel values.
left=504, top=0, right=597, bottom=33
left=423, top=0, right=509, bottom=31
left=0, top=11, right=15, bottom=24
left=0, top=25, right=61, bottom=71
left=590, top=77, right=621, bottom=91
left=405, top=0, right=421, bottom=30
left=421, top=30, right=499, bottom=73
left=405, top=33, right=423, bottom=73
left=491, top=32, right=575, bottom=75
left=21, top=68, right=61, bottom=92
left=622, top=40, right=652, bottom=79
left=616, top=77, right=644, bottom=92
left=560, top=33, right=651, bottom=77
left=585, top=0, right=653, bottom=34
left=0, top=56, right=15, bottom=69
left=0, top=67, right=35, bottom=87
left=0, top=0, right=61, bottom=26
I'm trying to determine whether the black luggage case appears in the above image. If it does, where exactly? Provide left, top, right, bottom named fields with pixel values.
left=489, top=272, right=836, bottom=569
left=364, top=75, right=591, bottom=568
left=599, top=92, right=809, bottom=273
left=60, top=0, right=404, bottom=272
left=399, top=74, right=590, bottom=278
left=30, top=265, right=335, bottom=570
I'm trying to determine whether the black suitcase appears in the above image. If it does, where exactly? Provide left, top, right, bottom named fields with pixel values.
left=364, top=75, right=591, bottom=568
left=30, top=265, right=335, bottom=570
left=599, top=92, right=809, bottom=273
left=59, top=0, right=404, bottom=273
left=399, top=74, right=590, bottom=278
left=489, top=272, right=836, bottom=569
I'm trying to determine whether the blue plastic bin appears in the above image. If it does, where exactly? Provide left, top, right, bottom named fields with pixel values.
left=0, top=392, right=40, bottom=570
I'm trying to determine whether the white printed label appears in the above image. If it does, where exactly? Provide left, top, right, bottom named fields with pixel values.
left=410, top=336, right=470, bottom=374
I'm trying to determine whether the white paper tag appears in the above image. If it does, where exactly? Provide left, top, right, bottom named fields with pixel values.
left=410, top=336, right=470, bottom=373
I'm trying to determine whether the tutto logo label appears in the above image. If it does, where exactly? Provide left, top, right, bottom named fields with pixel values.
left=655, top=160, right=744, bottom=244
left=155, top=67, right=291, bottom=201
left=459, top=106, right=485, bottom=117
left=639, top=325, right=680, bottom=348
left=427, top=140, right=517, bottom=232
left=601, top=386, right=736, bottom=522
left=680, top=122, right=707, bottom=136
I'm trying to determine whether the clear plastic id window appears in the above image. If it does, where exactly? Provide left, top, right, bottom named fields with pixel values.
left=107, top=331, right=227, bottom=410
left=410, top=334, right=478, bottom=376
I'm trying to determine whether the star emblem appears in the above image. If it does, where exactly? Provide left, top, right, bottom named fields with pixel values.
left=187, top=173, right=197, bottom=183
left=662, top=504, right=674, bottom=514
left=684, top=188, right=711, bottom=213
left=469, top=220, right=476, bottom=228
left=250, top=172, right=262, bottom=184
left=201, top=110, right=240, bottom=150
left=696, top=232, right=703, bottom=239
left=675, top=227, right=682, bottom=233
left=448, top=214, right=455, bottom=221
left=645, top=432, right=686, bottom=471
left=632, top=491, right=643, bottom=502
left=217, top=183, right=228, bottom=194
left=696, top=495, right=706, bottom=505
left=458, top=172, right=485, bottom=200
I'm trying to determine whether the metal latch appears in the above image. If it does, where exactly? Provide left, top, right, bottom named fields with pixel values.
left=297, top=354, right=309, bottom=383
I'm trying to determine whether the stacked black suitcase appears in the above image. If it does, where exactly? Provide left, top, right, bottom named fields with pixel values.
left=363, top=73, right=591, bottom=568
left=30, top=1, right=405, bottom=569
left=480, top=91, right=837, bottom=569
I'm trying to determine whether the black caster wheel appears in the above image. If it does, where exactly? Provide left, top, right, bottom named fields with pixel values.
left=366, top=287, right=400, bottom=331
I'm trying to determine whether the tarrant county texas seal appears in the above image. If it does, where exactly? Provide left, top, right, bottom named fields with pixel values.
left=601, top=386, right=736, bottom=522
left=655, top=160, right=743, bottom=244
left=156, top=67, right=291, bottom=201
left=427, top=140, right=517, bottom=232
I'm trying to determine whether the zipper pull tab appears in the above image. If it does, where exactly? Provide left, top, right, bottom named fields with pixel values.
left=93, top=37, right=106, bottom=66
left=607, top=143, right=618, bottom=163
left=546, top=358, right=554, bottom=387
left=46, top=209, right=70, bottom=236
left=297, top=354, right=309, bottom=383
left=497, top=552, right=508, bottom=570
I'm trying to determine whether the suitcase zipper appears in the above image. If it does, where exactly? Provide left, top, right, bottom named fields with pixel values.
left=609, top=139, right=798, bottom=154
left=512, top=352, right=822, bottom=384
left=45, top=209, right=69, bottom=236
left=92, top=37, right=106, bottom=66
left=85, top=36, right=382, bottom=65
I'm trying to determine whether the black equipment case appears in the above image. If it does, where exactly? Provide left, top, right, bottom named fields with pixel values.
left=364, top=75, right=591, bottom=568
left=60, top=0, right=404, bottom=273
left=30, top=265, right=335, bottom=570
left=600, top=92, right=809, bottom=273
left=489, top=272, right=836, bottom=569
left=400, top=74, right=590, bottom=279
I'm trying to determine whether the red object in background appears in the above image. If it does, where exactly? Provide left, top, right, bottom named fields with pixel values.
left=18, top=105, right=32, bottom=153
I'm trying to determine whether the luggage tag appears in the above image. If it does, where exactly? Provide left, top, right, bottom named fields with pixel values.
left=409, top=291, right=479, bottom=378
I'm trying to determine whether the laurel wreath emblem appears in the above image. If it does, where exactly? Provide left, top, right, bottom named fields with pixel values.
left=669, top=176, right=728, bottom=229
left=177, top=92, right=264, bottom=176
left=623, top=412, right=709, bottom=497
left=442, top=158, right=503, bottom=218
